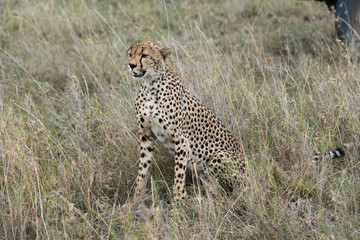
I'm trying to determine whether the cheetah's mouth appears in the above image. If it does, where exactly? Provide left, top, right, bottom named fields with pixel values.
left=133, top=70, right=147, bottom=79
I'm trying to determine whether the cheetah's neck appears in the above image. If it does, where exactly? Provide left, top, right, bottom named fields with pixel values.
left=141, top=65, right=180, bottom=89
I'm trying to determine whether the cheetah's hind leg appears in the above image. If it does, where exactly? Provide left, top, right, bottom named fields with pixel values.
left=207, top=152, right=245, bottom=196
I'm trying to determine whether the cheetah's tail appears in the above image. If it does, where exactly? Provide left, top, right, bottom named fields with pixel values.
left=313, top=144, right=351, bottom=161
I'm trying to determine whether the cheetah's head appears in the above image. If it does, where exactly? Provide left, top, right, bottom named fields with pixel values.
left=127, top=42, right=172, bottom=80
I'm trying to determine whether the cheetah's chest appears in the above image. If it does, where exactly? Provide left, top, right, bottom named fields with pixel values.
left=142, top=98, right=175, bottom=154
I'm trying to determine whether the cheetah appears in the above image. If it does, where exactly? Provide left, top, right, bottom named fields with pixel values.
left=127, top=42, right=244, bottom=202
left=127, top=42, right=347, bottom=202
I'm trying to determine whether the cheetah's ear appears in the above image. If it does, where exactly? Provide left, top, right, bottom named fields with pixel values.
left=160, top=48, right=172, bottom=59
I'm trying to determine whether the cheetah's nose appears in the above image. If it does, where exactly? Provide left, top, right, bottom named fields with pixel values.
left=129, top=63, right=137, bottom=69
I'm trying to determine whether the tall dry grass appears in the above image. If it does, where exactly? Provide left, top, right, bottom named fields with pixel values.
left=0, top=0, right=359, bottom=239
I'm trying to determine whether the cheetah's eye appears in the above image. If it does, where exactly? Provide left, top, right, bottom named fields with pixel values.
left=141, top=54, right=148, bottom=58
left=129, top=53, right=132, bottom=57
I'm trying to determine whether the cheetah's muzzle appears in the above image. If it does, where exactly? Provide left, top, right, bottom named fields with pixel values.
left=133, top=70, right=146, bottom=79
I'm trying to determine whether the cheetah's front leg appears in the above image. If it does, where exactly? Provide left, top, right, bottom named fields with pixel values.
left=134, top=133, right=155, bottom=198
left=173, top=136, right=188, bottom=202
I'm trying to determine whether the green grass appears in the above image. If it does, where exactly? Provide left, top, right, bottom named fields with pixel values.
left=1, top=0, right=359, bottom=238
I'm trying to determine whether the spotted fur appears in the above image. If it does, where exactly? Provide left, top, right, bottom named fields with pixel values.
left=127, top=42, right=244, bottom=201
left=314, top=144, right=347, bottom=161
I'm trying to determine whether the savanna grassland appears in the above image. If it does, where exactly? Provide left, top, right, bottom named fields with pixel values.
left=1, top=0, right=359, bottom=239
